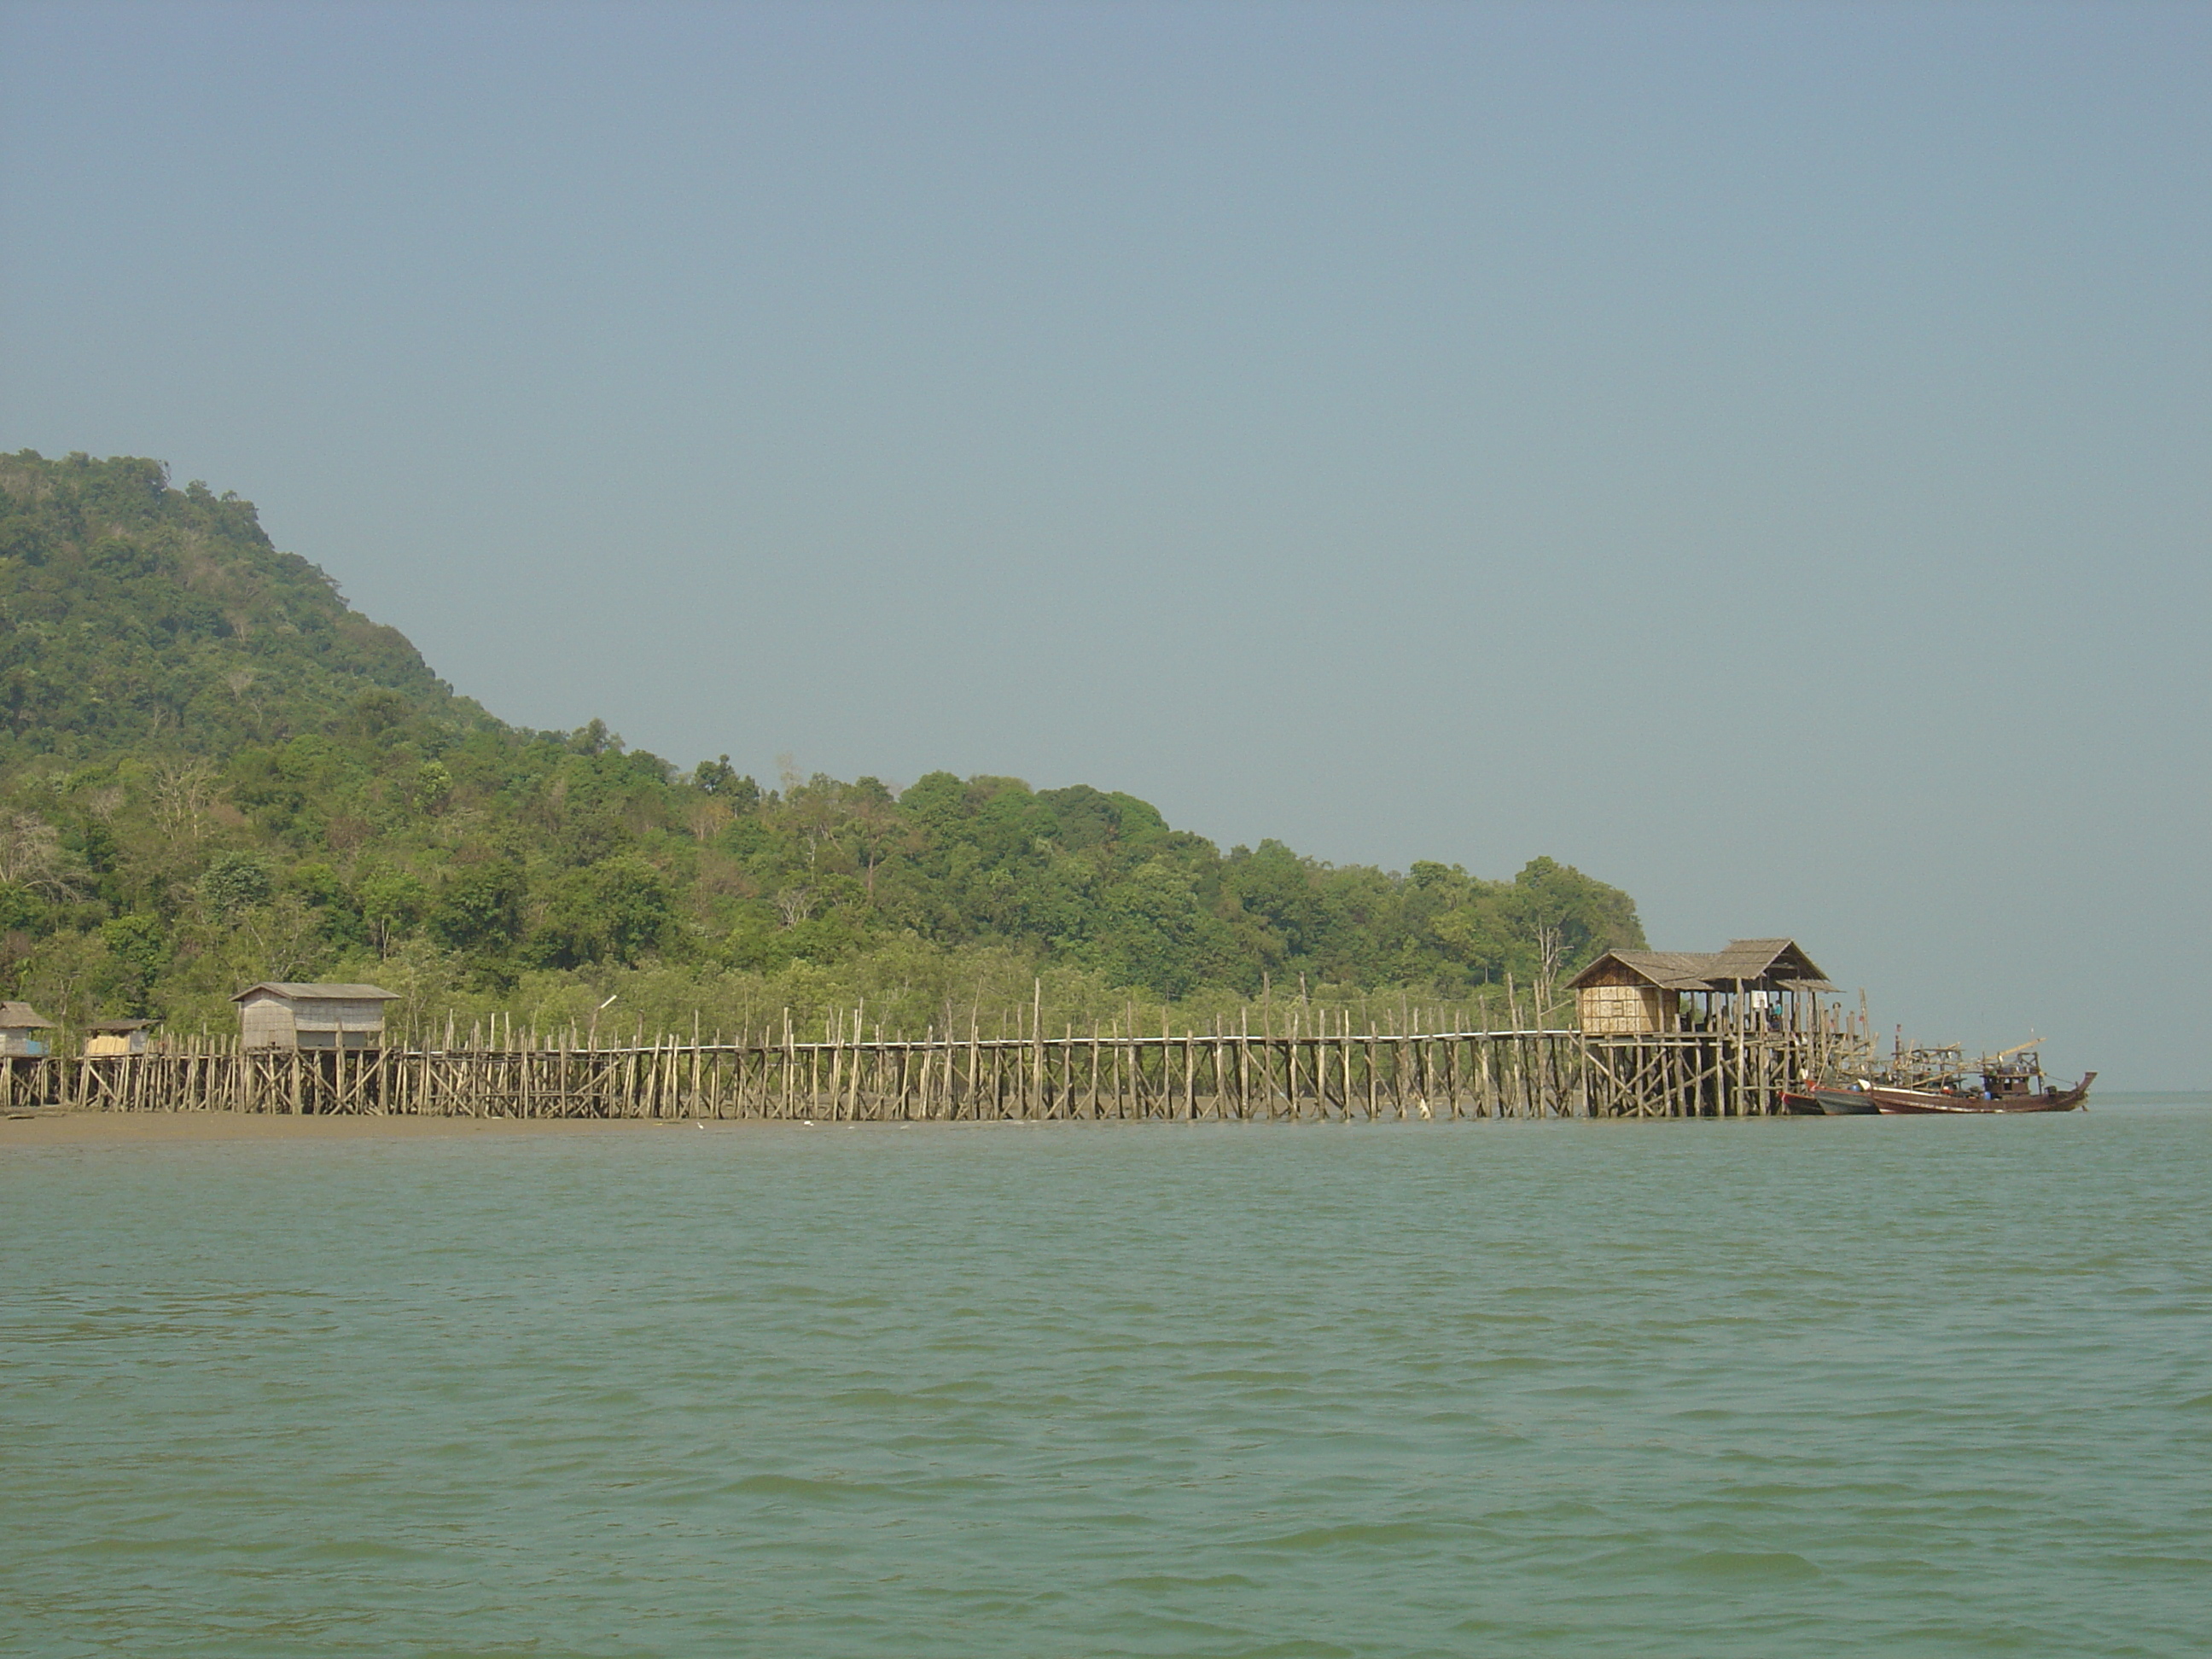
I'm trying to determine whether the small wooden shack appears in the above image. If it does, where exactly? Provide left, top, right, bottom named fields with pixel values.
left=84, top=1018, right=154, bottom=1057
left=0, top=1000, right=55, bottom=1057
left=1570, top=940, right=1835, bottom=1034
left=233, top=983, right=399, bottom=1051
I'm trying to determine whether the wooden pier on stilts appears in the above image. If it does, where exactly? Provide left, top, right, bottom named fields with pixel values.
left=3, top=1020, right=1845, bottom=1122
left=0, top=936, right=1875, bottom=1124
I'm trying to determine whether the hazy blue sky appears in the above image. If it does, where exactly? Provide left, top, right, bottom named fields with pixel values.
left=3, top=2, right=2206, bottom=1082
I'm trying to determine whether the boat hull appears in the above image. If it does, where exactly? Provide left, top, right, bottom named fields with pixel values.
left=1814, top=1088, right=1880, bottom=1115
left=1867, top=1073, right=2093, bottom=1115
left=1778, top=1086, right=1889, bottom=1115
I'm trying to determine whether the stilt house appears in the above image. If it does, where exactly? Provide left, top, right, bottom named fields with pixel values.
left=0, top=1001, right=55, bottom=1057
left=1569, top=940, right=1834, bottom=1034
left=233, top=983, right=399, bottom=1051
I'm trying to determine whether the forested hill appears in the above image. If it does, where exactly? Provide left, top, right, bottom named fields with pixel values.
left=0, top=451, right=1646, bottom=1039
left=0, top=451, right=479, bottom=758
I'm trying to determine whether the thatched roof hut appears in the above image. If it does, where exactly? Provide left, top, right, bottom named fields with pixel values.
left=1569, top=940, right=1834, bottom=1033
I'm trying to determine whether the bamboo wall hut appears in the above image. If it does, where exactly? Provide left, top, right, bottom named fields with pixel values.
left=233, top=983, right=399, bottom=1051
left=1569, top=940, right=1835, bottom=1034
left=0, top=1001, right=55, bottom=1057
left=83, top=1018, right=154, bottom=1057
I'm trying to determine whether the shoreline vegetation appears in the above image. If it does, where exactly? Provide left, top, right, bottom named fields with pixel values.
left=1, top=450, right=1646, bottom=1043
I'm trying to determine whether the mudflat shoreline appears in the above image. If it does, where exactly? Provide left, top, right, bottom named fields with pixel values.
left=0, top=1110, right=739, bottom=1147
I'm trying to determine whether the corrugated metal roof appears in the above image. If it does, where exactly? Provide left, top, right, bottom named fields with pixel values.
left=230, top=983, right=400, bottom=1003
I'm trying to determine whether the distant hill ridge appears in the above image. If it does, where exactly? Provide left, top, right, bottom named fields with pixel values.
left=0, top=450, right=1645, bottom=1039
left=0, top=450, right=480, bottom=759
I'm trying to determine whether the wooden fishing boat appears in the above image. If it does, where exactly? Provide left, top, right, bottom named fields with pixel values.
left=1869, top=1072, right=2093, bottom=1115
left=1781, top=1042, right=2093, bottom=1117
left=1778, top=1083, right=1878, bottom=1115
left=1812, top=1086, right=1880, bottom=1115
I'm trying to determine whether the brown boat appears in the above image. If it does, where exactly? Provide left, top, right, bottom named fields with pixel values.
left=1784, top=1041, right=2094, bottom=1115
left=1868, top=1071, right=2093, bottom=1115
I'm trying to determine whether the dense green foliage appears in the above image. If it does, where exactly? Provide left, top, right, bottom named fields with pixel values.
left=0, top=451, right=478, bottom=760
left=0, top=451, right=1645, bottom=1039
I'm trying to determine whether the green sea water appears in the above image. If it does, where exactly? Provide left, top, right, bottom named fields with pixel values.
left=4, top=1105, right=2209, bottom=1657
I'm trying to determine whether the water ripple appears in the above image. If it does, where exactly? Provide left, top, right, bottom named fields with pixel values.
left=3, top=1113, right=2209, bottom=1656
